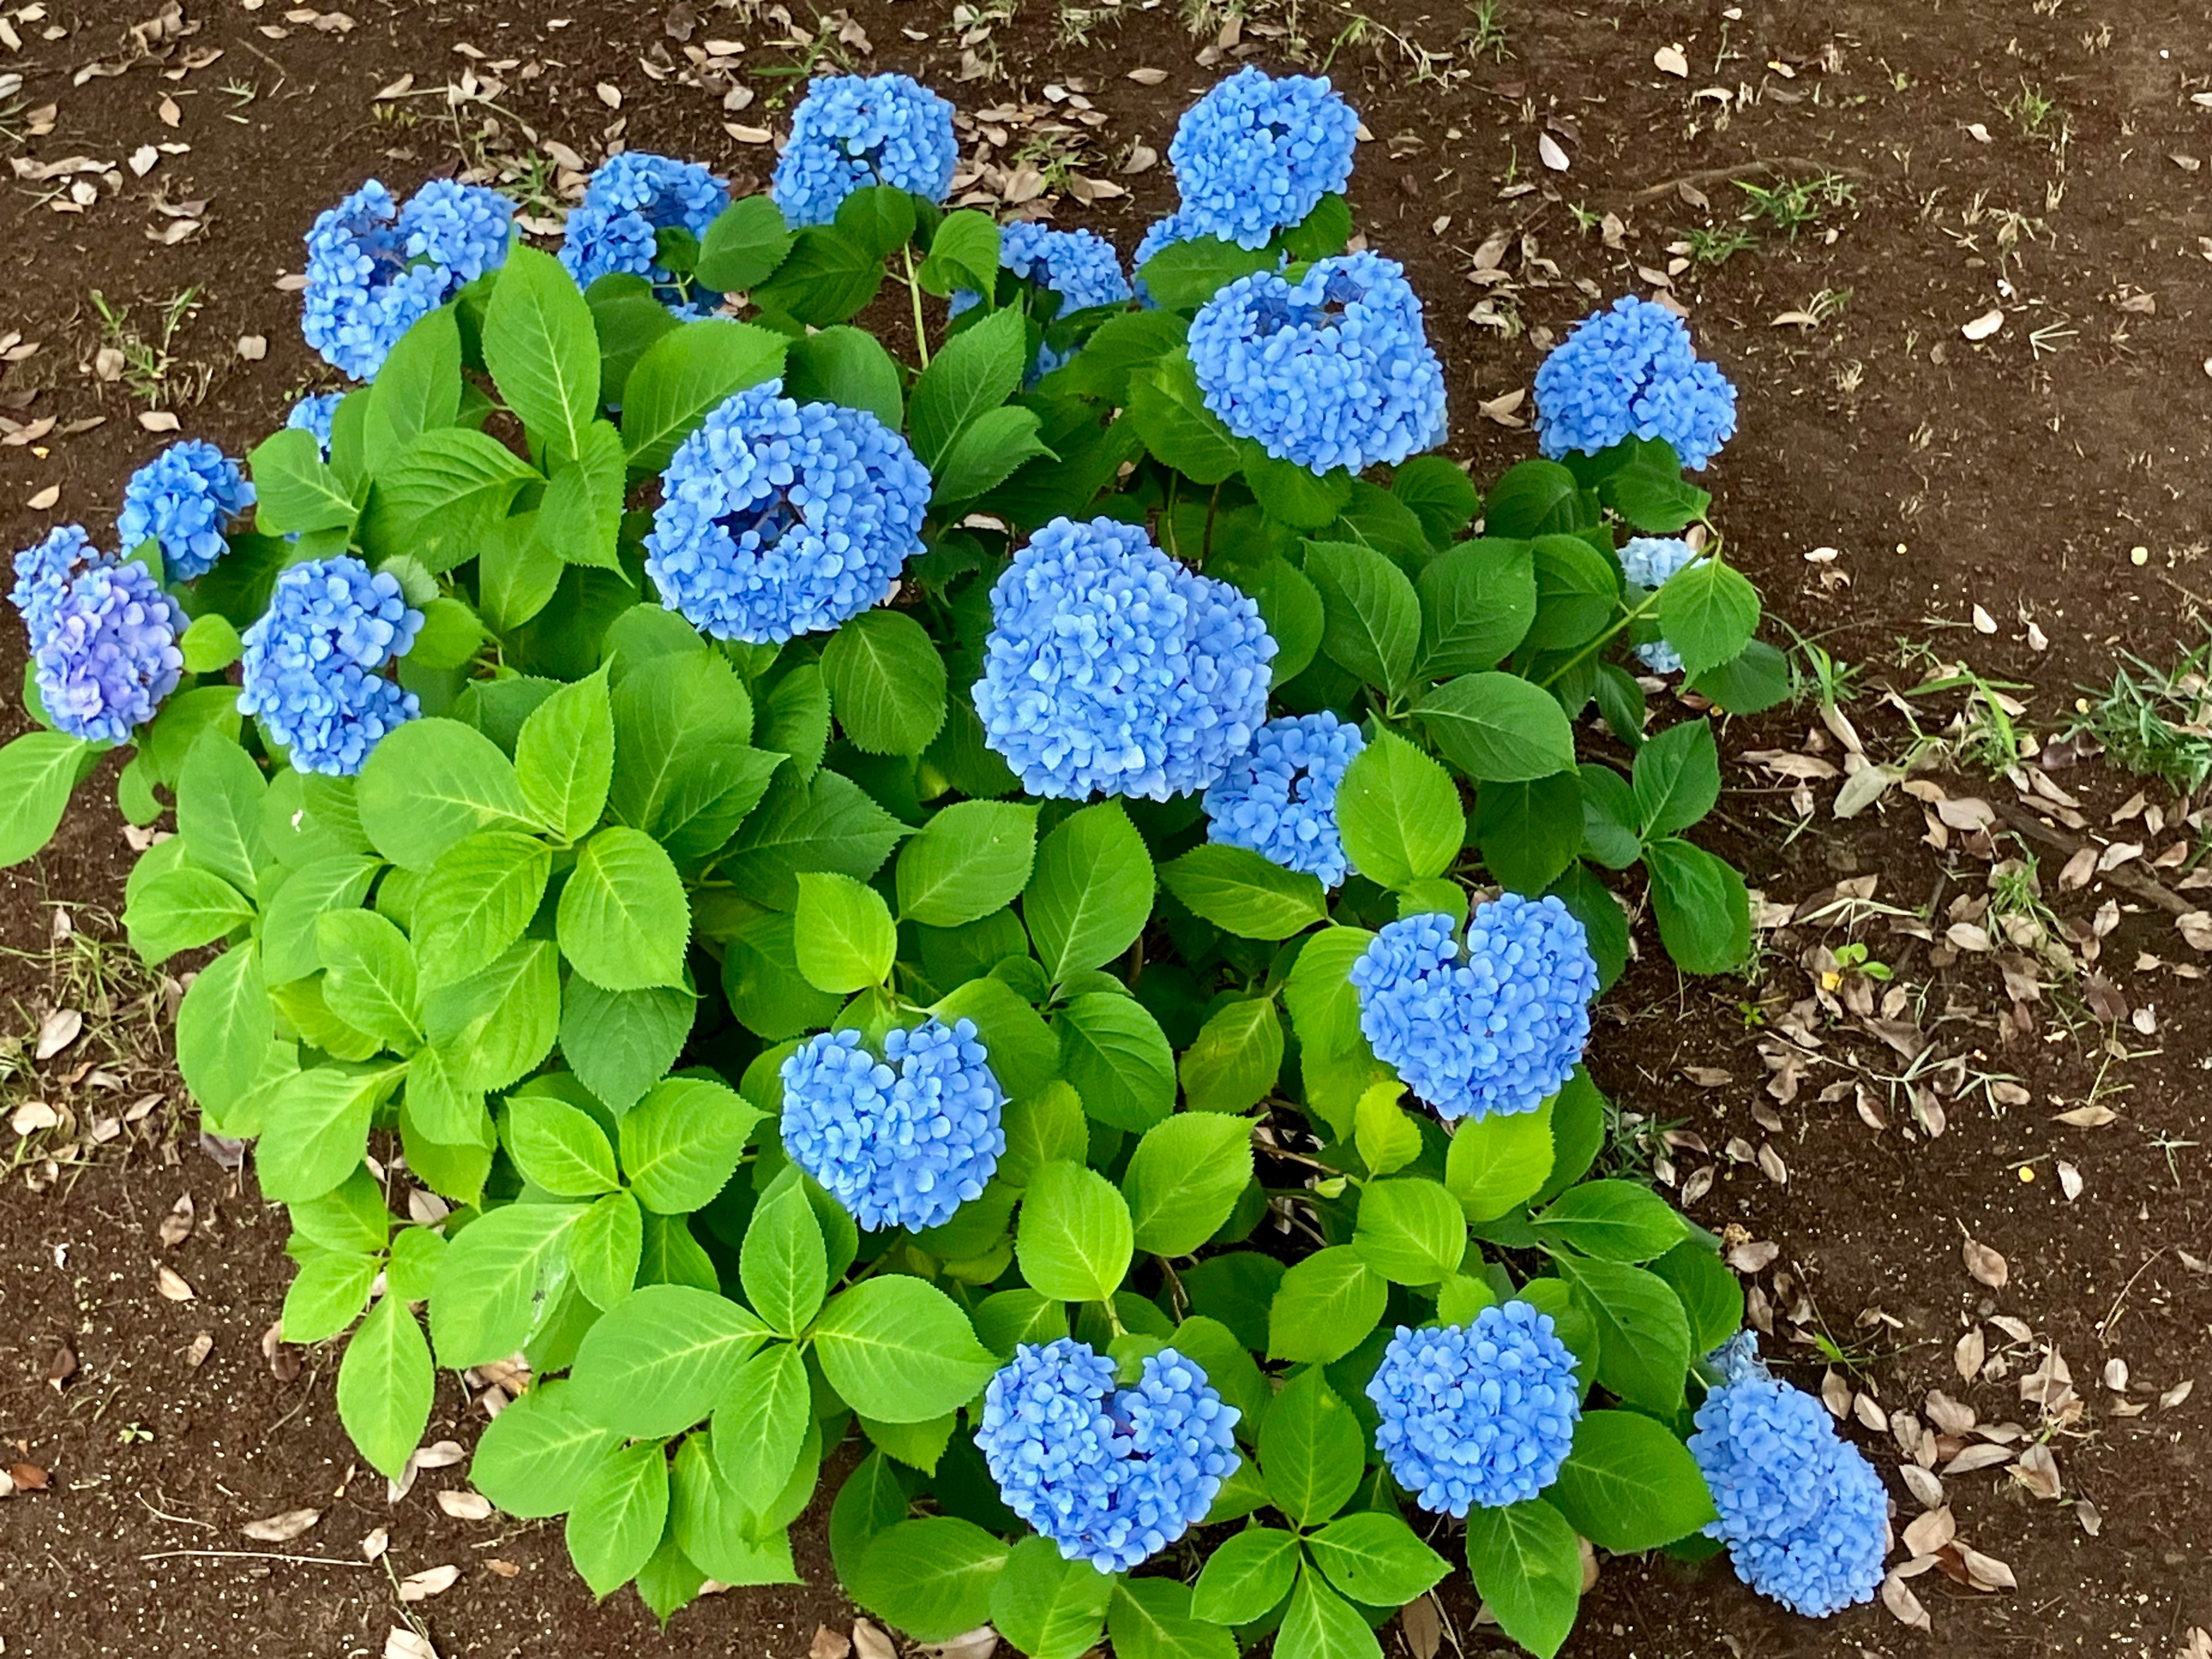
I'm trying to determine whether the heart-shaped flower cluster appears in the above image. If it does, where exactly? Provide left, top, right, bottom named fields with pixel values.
left=1351, top=895, right=1597, bottom=1122
left=779, top=1017, right=1006, bottom=1232
left=32, top=562, right=185, bottom=745
left=559, top=151, right=731, bottom=315
left=1533, top=295, right=1737, bottom=471
left=301, top=179, right=513, bottom=381
left=770, top=73, right=958, bottom=228
left=975, top=1338, right=1241, bottom=1573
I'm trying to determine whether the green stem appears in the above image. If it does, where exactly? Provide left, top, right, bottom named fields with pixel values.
left=1537, top=533, right=1727, bottom=690
left=902, top=246, right=931, bottom=369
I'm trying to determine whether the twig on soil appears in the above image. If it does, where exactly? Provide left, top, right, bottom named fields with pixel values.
left=1628, top=155, right=1868, bottom=202
left=1991, top=801, right=2194, bottom=918
left=137, top=1548, right=370, bottom=1567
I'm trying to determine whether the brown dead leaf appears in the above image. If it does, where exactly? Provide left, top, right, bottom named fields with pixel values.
left=1881, top=1573, right=1932, bottom=1629
left=10, top=1461, right=51, bottom=1491
left=155, top=1263, right=194, bottom=1301
left=1923, top=1389, right=1976, bottom=1435
left=138, top=410, right=181, bottom=433
left=434, top=1488, right=494, bottom=1521
left=1399, top=1595, right=1441, bottom=1659
left=48, top=1344, right=78, bottom=1390
left=2161, top=1378, right=2195, bottom=1409
left=1955, top=1327, right=1985, bottom=1381
left=812, top=1627, right=854, bottom=1659
left=2008, top=1442, right=2062, bottom=1501
left=1959, top=1545, right=2017, bottom=1591
left=2054, top=1103, right=2118, bottom=1127
left=1902, top=1506, right=1955, bottom=1555
left=1963, top=1237, right=2009, bottom=1290
left=242, top=1506, right=321, bottom=1542
left=399, top=1563, right=461, bottom=1602
left=35, top=1006, right=82, bottom=1060
left=853, top=1622, right=897, bottom=1659
left=157, top=1192, right=195, bottom=1248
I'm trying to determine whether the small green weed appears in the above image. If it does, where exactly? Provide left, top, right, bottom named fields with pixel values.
left=1465, top=0, right=1510, bottom=62
left=1684, top=224, right=1756, bottom=266
left=89, top=286, right=205, bottom=408
left=2066, top=636, right=2212, bottom=794
left=1735, top=171, right=1855, bottom=238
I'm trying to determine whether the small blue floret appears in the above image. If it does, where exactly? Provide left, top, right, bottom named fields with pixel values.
left=1618, top=536, right=1699, bottom=673
left=117, top=440, right=255, bottom=581
left=1533, top=296, right=1737, bottom=471
left=952, top=222, right=1131, bottom=380
left=1202, top=711, right=1363, bottom=887
left=770, top=73, right=957, bottom=228
left=10, top=524, right=110, bottom=643
left=285, top=393, right=343, bottom=460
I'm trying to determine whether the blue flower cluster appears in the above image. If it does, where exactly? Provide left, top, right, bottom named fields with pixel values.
left=952, top=223, right=1131, bottom=380
left=1202, top=711, right=1363, bottom=887
left=31, top=563, right=185, bottom=745
left=1165, top=67, right=1358, bottom=250
left=975, top=1338, right=1241, bottom=1573
left=302, top=178, right=514, bottom=381
left=286, top=392, right=343, bottom=460
left=10, top=524, right=108, bottom=642
left=1689, top=1334, right=1888, bottom=1618
left=770, top=73, right=958, bottom=228
left=779, top=1018, right=1006, bottom=1232
left=560, top=151, right=730, bottom=311
left=1351, top=895, right=1597, bottom=1122
left=116, top=440, right=255, bottom=581
left=1533, top=296, right=1737, bottom=471
left=1130, top=211, right=1207, bottom=307
left=1367, top=1304, right=1582, bottom=1516
left=972, top=516, right=1275, bottom=801
left=1188, top=250, right=1446, bottom=476
left=236, top=555, right=423, bottom=775
left=1618, top=536, right=1698, bottom=673
left=643, top=381, right=931, bottom=645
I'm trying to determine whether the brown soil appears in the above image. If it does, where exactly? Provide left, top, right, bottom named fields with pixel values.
left=2, top=1, right=2209, bottom=1656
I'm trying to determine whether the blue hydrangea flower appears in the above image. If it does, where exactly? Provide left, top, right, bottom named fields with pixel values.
left=286, top=392, right=343, bottom=460
left=10, top=524, right=110, bottom=643
left=237, top=555, right=423, bottom=776
left=33, top=563, right=185, bottom=744
left=976, top=1338, right=1241, bottom=1573
left=1166, top=67, right=1358, bottom=250
left=1188, top=250, right=1446, bottom=476
left=1690, top=1333, right=1888, bottom=1618
left=951, top=223, right=1131, bottom=379
left=1618, top=536, right=1698, bottom=673
left=1202, top=711, right=1364, bottom=887
left=1533, top=296, right=1737, bottom=471
left=972, top=516, right=1275, bottom=801
left=770, top=73, right=958, bottom=228
left=1130, top=211, right=1206, bottom=308
left=1351, top=895, right=1597, bottom=1122
left=560, top=151, right=730, bottom=311
left=302, top=178, right=514, bottom=381
left=643, top=380, right=931, bottom=645
left=1367, top=1304, right=1582, bottom=1516
left=116, top=440, right=256, bottom=581
left=779, top=1018, right=1006, bottom=1232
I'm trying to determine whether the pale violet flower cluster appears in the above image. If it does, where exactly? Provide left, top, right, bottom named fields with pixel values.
left=1188, top=251, right=1446, bottom=476
left=32, top=563, right=185, bottom=745
left=1164, top=67, right=1358, bottom=250
left=560, top=151, right=730, bottom=312
left=302, top=178, right=513, bottom=381
left=779, top=1018, right=1006, bottom=1232
left=1367, top=1304, right=1582, bottom=1516
left=237, top=555, right=423, bottom=775
left=10, top=524, right=109, bottom=642
left=286, top=393, right=343, bottom=460
left=1690, top=1334, right=1888, bottom=1618
left=770, top=73, right=957, bottom=228
left=952, top=223, right=1131, bottom=380
left=117, top=441, right=255, bottom=580
left=643, top=381, right=931, bottom=645
left=976, top=1338, right=1240, bottom=1573
left=1352, top=895, right=1597, bottom=1122
left=1202, top=711, right=1364, bottom=887
left=1533, top=296, right=1737, bottom=471
left=1618, top=536, right=1698, bottom=673
left=972, top=516, right=1275, bottom=801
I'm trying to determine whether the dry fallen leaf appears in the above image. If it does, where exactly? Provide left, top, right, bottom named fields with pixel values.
left=1963, top=1236, right=2009, bottom=1290
left=1961, top=308, right=2005, bottom=341
left=594, top=82, right=622, bottom=108
left=1957, top=1544, right=2016, bottom=1592
left=1955, top=1327, right=1986, bottom=1381
left=157, top=1192, right=195, bottom=1248
left=385, top=1630, right=438, bottom=1659
left=361, top=1525, right=390, bottom=1560
left=26, top=484, right=59, bottom=511
left=1399, top=1595, right=1441, bottom=1659
left=242, top=1507, right=322, bottom=1542
left=2008, top=1442, right=2062, bottom=1501
left=2160, top=1377, right=2194, bottom=1409
left=138, top=410, right=181, bottom=433
left=853, top=1622, right=897, bottom=1659
left=155, top=1264, right=195, bottom=1301
left=919, top=1628, right=997, bottom=1659
left=35, top=1006, right=82, bottom=1060
left=434, top=1488, right=494, bottom=1521
left=1537, top=132, right=1569, bottom=172
left=1124, top=66, right=1166, bottom=85
left=399, top=1563, right=461, bottom=1602
left=1653, top=43, right=1689, bottom=77
left=1902, top=1506, right=1955, bottom=1555
left=183, top=1331, right=213, bottom=1368
left=10, top=1461, right=51, bottom=1491
left=812, top=1627, right=854, bottom=1659
left=237, top=334, right=267, bottom=361
left=1881, top=1573, right=1931, bottom=1630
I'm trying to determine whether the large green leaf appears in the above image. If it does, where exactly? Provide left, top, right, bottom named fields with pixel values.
left=560, top=977, right=696, bottom=1116
left=0, top=732, right=90, bottom=868
left=470, top=1378, right=623, bottom=1518
left=427, top=1199, right=584, bottom=1367
left=1532, top=1178, right=1688, bottom=1262
left=1177, top=997, right=1283, bottom=1116
left=712, top=1343, right=812, bottom=1516
left=1266, top=1245, right=1385, bottom=1363
left=908, top=305, right=1027, bottom=471
left=1444, top=1098, right=1556, bottom=1222
left=1161, top=843, right=1327, bottom=940
left=247, top=426, right=358, bottom=536
left=991, top=1534, right=1115, bottom=1659
left=505, top=1094, right=620, bottom=1197
left=1656, top=555, right=1759, bottom=677
left=175, top=941, right=273, bottom=1120
left=1305, top=539, right=1419, bottom=693
left=335, top=1294, right=434, bottom=1480
left=483, top=244, right=601, bottom=461
left=1055, top=993, right=1176, bottom=1132
left=1122, top=1113, right=1254, bottom=1257
left=1258, top=1368, right=1363, bottom=1525
left=1350, top=1176, right=1466, bottom=1285
left=565, top=1440, right=669, bottom=1599
left=822, top=608, right=948, bottom=757
left=362, top=305, right=463, bottom=473
left=849, top=1517, right=1009, bottom=1643
left=421, top=938, right=560, bottom=1093
left=566, top=1283, right=772, bottom=1438
left=1642, top=836, right=1751, bottom=974
left=1415, top=673, right=1577, bottom=782
left=793, top=869, right=897, bottom=993
left=719, top=767, right=909, bottom=908
left=811, top=1275, right=998, bottom=1424
left=1547, top=1408, right=1718, bottom=1552
left=374, top=429, right=539, bottom=571
left=1192, top=1526, right=1300, bottom=1626
left=558, top=825, right=690, bottom=991
left=1016, top=1160, right=1134, bottom=1303
left=1552, top=1255, right=1692, bottom=1414
left=1278, top=1567, right=1382, bottom=1659
left=355, top=717, right=532, bottom=872
left=1305, top=1510, right=1449, bottom=1606
left=415, top=830, right=552, bottom=990
left=517, top=667, right=615, bottom=843
left=621, top=1075, right=762, bottom=1213
left=1463, top=1498, right=1582, bottom=1659
left=895, top=800, right=1037, bottom=927
left=257, top=1061, right=404, bottom=1202
left=1024, top=802, right=1154, bottom=982
left=741, top=1171, right=830, bottom=1338
left=620, top=317, right=790, bottom=471
left=315, top=908, right=421, bottom=1049
left=1334, top=728, right=1463, bottom=891
left=124, top=867, right=253, bottom=964
left=1126, top=351, right=1241, bottom=485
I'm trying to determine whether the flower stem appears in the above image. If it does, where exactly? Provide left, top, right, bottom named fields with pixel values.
left=902, top=247, right=931, bottom=369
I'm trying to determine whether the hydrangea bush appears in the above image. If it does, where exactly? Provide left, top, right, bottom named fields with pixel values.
left=0, top=67, right=1848, bottom=1659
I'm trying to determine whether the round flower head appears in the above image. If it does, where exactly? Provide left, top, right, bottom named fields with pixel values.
left=560, top=151, right=730, bottom=311
left=1202, top=711, right=1364, bottom=887
left=1367, top=1303, right=1582, bottom=1516
left=972, top=516, right=1275, bottom=801
left=643, top=380, right=931, bottom=645
left=1167, top=67, right=1358, bottom=250
left=117, top=440, right=256, bottom=581
left=237, top=555, right=424, bottom=776
left=952, top=223, right=1131, bottom=380
left=779, top=1018, right=1006, bottom=1232
left=770, top=73, right=958, bottom=228
left=11, top=524, right=111, bottom=643
left=302, top=177, right=514, bottom=381
left=286, top=392, right=343, bottom=461
left=34, top=563, right=185, bottom=744
left=1188, top=250, right=1446, bottom=476
left=1618, top=536, right=1698, bottom=673
left=1533, top=296, right=1737, bottom=471
left=1690, top=1333, right=1888, bottom=1618
left=1351, top=895, right=1597, bottom=1122
left=976, top=1338, right=1241, bottom=1573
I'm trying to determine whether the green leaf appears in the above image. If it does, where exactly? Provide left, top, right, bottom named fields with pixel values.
left=1444, top=1098, right=1556, bottom=1222
left=356, top=717, right=532, bottom=872
left=1334, top=729, right=1463, bottom=890
left=1464, top=1499, right=1582, bottom=1659
left=1122, top=1113, right=1253, bottom=1257
left=428, top=1199, right=585, bottom=1368
left=1135, top=236, right=1277, bottom=310
left=412, top=831, right=551, bottom=989
left=720, top=766, right=909, bottom=908
left=1259, top=1367, right=1363, bottom=1525
left=713, top=1343, right=811, bottom=1515
left=1245, top=452, right=1353, bottom=531
left=1351, top=1176, right=1466, bottom=1285
left=996, top=1082, right=1089, bottom=1189
left=257, top=1062, right=404, bottom=1202
left=620, top=318, right=790, bottom=471
left=916, top=209, right=1002, bottom=298
left=1391, top=454, right=1480, bottom=546
left=1160, top=844, right=1327, bottom=940
left=1415, top=673, right=1577, bottom=782
left=1548, top=1408, right=1718, bottom=1552
left=1552, top=1256, right=1692, bottom=1414
left=291, top=1168, right=391, bottom=1255
left=1527, top=533, right=1622, bottom=652
left=933, top=404, right=1055, bottom=506
left=756, top=661, right=831, bottom=781
left=608, top=650, right=760, bottom=854
left=1266, top=1244, right=1385, bottom=1367
left=560, top=978, right=695, bottom=1116
left=363, top=305, right=463, bottom=474
left=176, top=943, right=273, bottom=1119
left=753, top=224, right=887, bottom=326
left=822, top=608, right=948, bottom=757
left=722, top=910, right=847, bottom=1040
left=991, top=1534, right=1115, bottom=1659
left=812, top=1275, right=998, bottom=1425
left=377, top=427, right=539, bottom=573
left=1688, top=638, right=1790, bottom=715
left=909, top=305, right=1027, bottom=471
left=833, top=183, right=916, bottom=261
left=569, top=1190, right=643, bottom=1310
left=1532, top=1178, right=1687, bottom=1262
left=622, top=1074, right=761, bottom=1213
left=674, top=1429, right=806, bottom=1586
left=1354, top=1083, right=1422, bottom=1177
left=124, top=867, right=253, bottom=964
left=335, top=1294, right=435, bottom=1479
left=566, top=1441, right=670, bottom=1599
left=280, top=1244, right=376, bottom=1343
left=1306, top=1509, right=1450, bottom=1609
left=1025, top=802, right=1154, bottom=981
left=514, top=668, right=615, bottom=846
left=180, top=611, right=243, bottom=675
left=830, top=1449, right=917, bottom=1584
left=1126, top=351, right=1242, bottom=486
left=316, top=908, right=421, bottom=1048
left=696, top=195, right=796, bottom=291
left=793, top=870, right=897, bottom=993
left=896, top=800, right=1037, bottom=927
left=1192, top=1525, right=1300, bottom=1625
left=1016, top=1160, right=1134, bottom=1303
left=1484, top=459, right=1588, bottom=539
left=742, top=1171, right=829, bottom=1338
left=175, top=733, right=266, bottom=896
left=850, top=1518, right=1009, bottom=1643
left=1632, top=719, right=1720, bottom=838
left=1475, top=771, right=1585, bottom=896
left=483, top=244, right=601, bottom=461
left=1176, top=997, right=1282, bottom=1116
left=1042, top=307, right=1188, bottom=403
left=1109, top=1579, right=1238, bottom=1659
left=1415, top=537, right=1536, bottom=676
left=0, top=732, right=89, bottom=868
left=1056, top=993, right=1176, bottom=1132
left=1657, top=557, right=1759, bottom=677
left=478, top=511, right=563, bottom=631
left=558, top=825, right=691, bottom=991
left=472, top=1378, right=623, bottom=1517
left=507, top=1094, right=620, bottom=1197
left=422, top=938, right=561, bottom=1093
left=1642, top=836, right=1751, bottom=974
left=1305, top=539, right=1419, bottom=693
left=247, top=426, right=358, bottom=536
left=1578, top=764, right=1642, bottom=871
left=566, top=1283, right=771, bottom=1438
left=785, top=325, right=904, bottom=429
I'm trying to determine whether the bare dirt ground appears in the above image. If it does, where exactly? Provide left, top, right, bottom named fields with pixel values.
left=0, top=1, right=2209, bottom=1656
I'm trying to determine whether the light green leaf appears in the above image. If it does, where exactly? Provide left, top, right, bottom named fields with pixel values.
left=565, top=1440, right=669, bottom=1599
left=1279, top=1567, right=1381, bottom=1659
left=335, top=1294, right=435, bottom=1480
left=1656, top=556, right=1759, bottom=678
left=124, top=867, right=253, bottom=964
left=247, top=426, right=358, bottom=535
left=620, top=319, right=789, bottom=471
left=1463, top=1499, right=1582, bottom=1659
left=415, top=830, right=552, bottom=990
left=1016, top=1160, right=1134, bottom=1303
left=990, top=1535, right=1115, bottom=1659
left=896, top=800, right=1037, bottom=927
left=427, top=1199, right=585, bottom=1368
left=356, top=717, right=533, bottom=872
left=483, top=244, right=601, bottom=461
left=1266, top=1245, right=1385, bottom=1363
left=176, top=732, right=267, bottom=897
left=822, top=608, right=948, bottom=757
left=1176, top=996, right=1283, bottom=1116
left=1547, top=1408, right=1718, bottom=1552
left=1414, top=672, right=1577, bottom=782
left=741, top=1171, right=829, bottom=1338
left=471, top=1378, right=622, bottom=1518
left=1259, top=1368, right=1363, bottom=1525
left=1056, top=993, right=1176, bottom=1132
left=1551, top=1257, right=1692, bottom=1414
left=1160, top=843, right=1327, bottom=941
left=1123, top=1112, right=1253, bottom=1257
left=1192, top=1526, right=1300, bottom=1626
left=517, top=667, right=615, bottom=842
left=1025, top=802, right=1154, bottom=982
left=811, top=1275, right=998, bottom=1425
left=1334, top=729, right=1463, bottom=891
left=1351, top=1176, right=1467, bottom=1286
left=1532, top=1178, right=1688, bottom=1262
left=559, top=977, right=695, bottom=1116
left=1305, top=1510, right=1450, bottom=1606
left=566, top=1283, right=772, bottom=1439
left=1444, top=1097, right=1557, bottom=1222
left=315, top=908, right=421, bottom=1049
left=620, top=1074, right=761, bottom=1213
left=793, top=870, right=897, bottom=993
left=175, top=940, right=272, bottom=1118
left=567, top=1190, right=643, bottom=1310
left=908, top=305, right=1026, bottom=471
left=0, top=732, right=90, bottom=868
left=506, top=1093, right=620, bottom=1196
left=558, top=825, right=690, bottom=991
left=257, top=1062, right=404, bottom=1202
